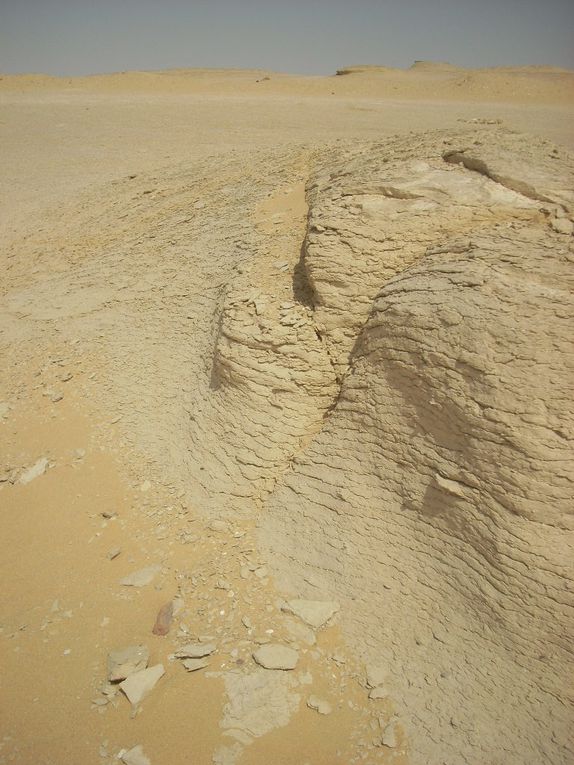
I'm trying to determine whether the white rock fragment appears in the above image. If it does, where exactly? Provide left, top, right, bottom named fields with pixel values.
left=121, top=744, right=151, bottom=765
left=282, top=599, right=340, bottom=629
left=252, top=644, right=298, bottom=670
left=19, top=458, right=50, bottom=485
left=120, top=565, right=161, bottom=587
left=119, top=664, right=165, bottom=706
left=307, top=695, right=332, bottom=715
left=175, top=642, right=216, bottom=659
left=108, top=645, right=149, bottom=682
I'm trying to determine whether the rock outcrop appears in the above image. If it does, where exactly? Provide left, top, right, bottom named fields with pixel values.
left=258, top=131, right=574, bottom=765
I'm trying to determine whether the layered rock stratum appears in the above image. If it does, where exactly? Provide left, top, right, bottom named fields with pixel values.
left=2, top=120, right=573, bottom=764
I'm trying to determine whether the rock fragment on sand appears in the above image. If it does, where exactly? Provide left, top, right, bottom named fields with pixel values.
left=281, top=599, right=340, bottom=629
left=182, top=658, right=210, bottom=672
left=252, top=644, right=298, bottom=670
left=381, top=719, right=399, bottom=748
left=120, top=744, right=151, bottom=765
left=120, top=565, right=160, bottom=587
left=307, top=695, right=332, bottom=715
left=108, top=645, right=149, bottom=682
left=119, top=664, right=165, bottom=705
left=152, top=600, right=174, bottom=636
left=19, top=457, right=50, bottom=485
left=107, top=547, right=121, bottom=560
left=175, top=642, right=216, bottom=659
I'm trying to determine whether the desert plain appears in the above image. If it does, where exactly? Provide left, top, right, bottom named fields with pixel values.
left=0, top=62, right=573, bottom=765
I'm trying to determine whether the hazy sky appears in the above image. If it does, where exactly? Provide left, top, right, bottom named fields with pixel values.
left=1, top=0, right=573, bottom=76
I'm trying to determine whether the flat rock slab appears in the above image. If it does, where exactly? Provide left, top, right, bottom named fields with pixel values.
left=253, top=644, right=299, bottom=670
left=282, top=599, right=340, bottom=629
left=121, top=745, right=151, bottom=765
left=221, top=669, right=300, bottom=738
left=120, top=565, right=161, bottom=587
left=175, top=642, right=216, bottom=659
left=182, top=658, right=210, bottom=672
left=108, top=645, right=149, bottom=682
left=119, top=664, right=164, bottom=705
left=19, top=457, right=50, bottom=485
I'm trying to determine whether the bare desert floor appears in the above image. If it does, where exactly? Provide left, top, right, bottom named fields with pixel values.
left=0, top=64, right=573, bottom=765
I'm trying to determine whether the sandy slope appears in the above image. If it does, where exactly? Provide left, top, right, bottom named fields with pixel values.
left=0, top=65, right=573, bottom=765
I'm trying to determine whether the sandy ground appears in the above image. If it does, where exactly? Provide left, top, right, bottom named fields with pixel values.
left=0, top=65, right=572, bottom=765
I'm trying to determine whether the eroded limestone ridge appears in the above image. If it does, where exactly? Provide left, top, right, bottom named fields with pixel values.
left=3, top=127, right=572, bottom=764
left=259, top=131, right=574, bottom=765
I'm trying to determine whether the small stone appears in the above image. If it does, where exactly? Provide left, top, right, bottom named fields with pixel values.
left=140, top=480, right=152, bottom=492
left=152, top=601, right=174, bottom=636
left=119, top=664, right=165, bottom=705
left=101, top=511, right=117, bottom=519
left=182, top=658, right=210, bottom=672
left=121, top=744, right=151, bottom=765
left=50, top=392, right=64, bottom=403
left=282, top=600, right=340, bottom=629
left=108, top=645, right=149, bottom=682
left=120, top=566, right=160, bottom=587
left=107, top=548, right=121, bottom=560
left=175, top=642, right=216, bottom=659
left=252, top=644, right=299, bottom=670
left=307, top=695, right=332, bottom=715
left=19, top=458, right=50, bottom=485
left=73, top=448, right=86, bottom=460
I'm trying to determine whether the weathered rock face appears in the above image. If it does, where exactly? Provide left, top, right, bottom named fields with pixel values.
left=259, top=131, right=574, bottom=765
